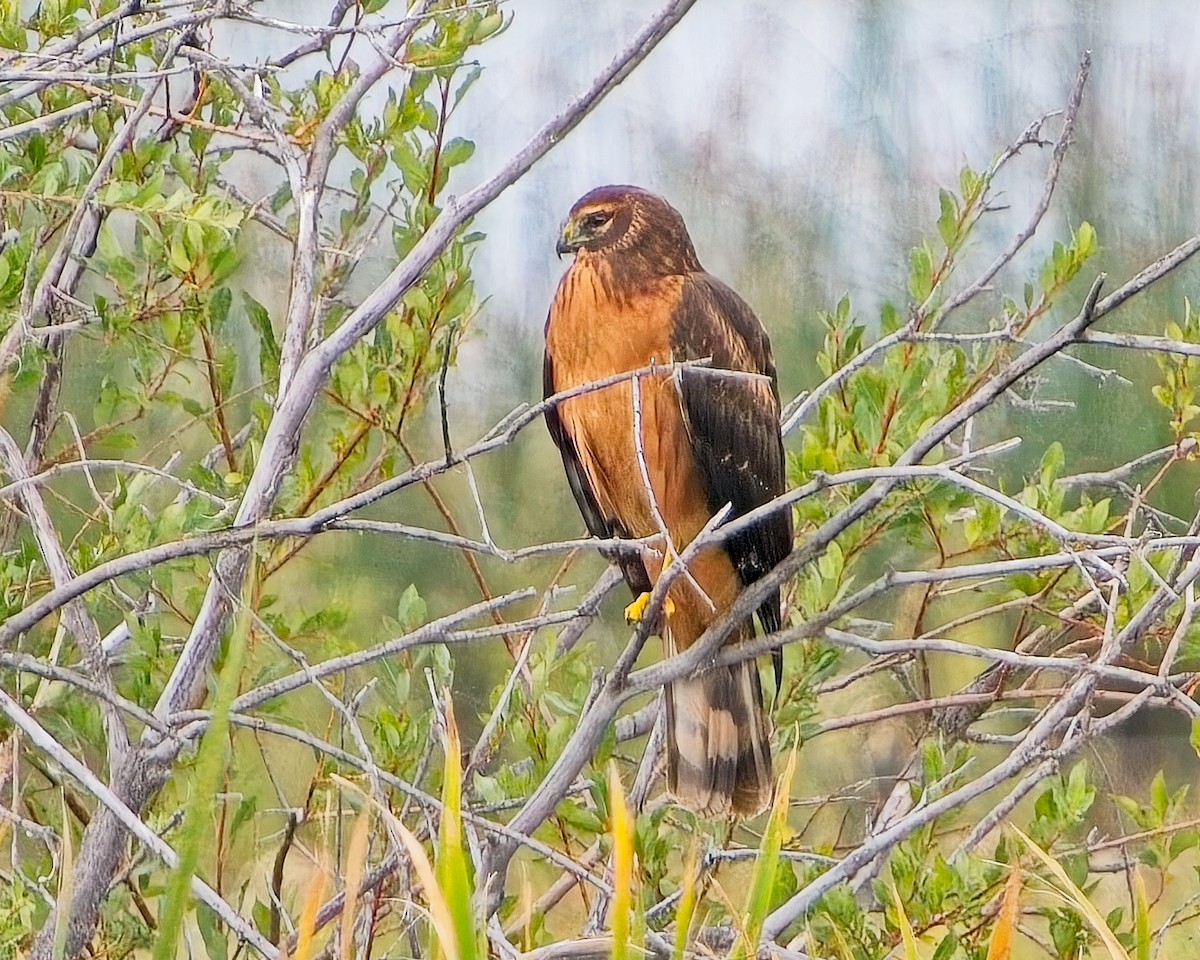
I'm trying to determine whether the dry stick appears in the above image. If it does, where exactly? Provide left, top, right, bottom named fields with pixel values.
left=944, top=521, right=1199, bottom=857
left=0, top=688, right=277, bottom=956
left=631, top=371, right=717, bottom=612
left=1080, top=329, right=1200, bottom=359
left=930, top=588, right=1102, bottom=739
left=939, top=50, right=1092, bottom=322
left=586, top=698, right=666, bottom=935
left=219, top=713, right=613, bottom=898
left=466, top=624, right=540, bottom=777
left=0, top=98, right=103, bottom=141
left=288, top=0, right=442, bottom=395
left=951, top=676, right=1163, bottom=862
left=0, top=5, right=213, bottom=111
left=555, top=566, right=627, bottom=657
left=0, top=362, right=735, bottom=647
left=761, top=520, right=1200, bottom=942
left=810, top=687, right=1189, bottom=739
left=0, top=428, right=129, bottom=775
left=1160, top=580, right=1197, bottom=678
left=1, top=32, right=182, bottom=385
left=485, top=267, right=1145, bottom=917
left=780, top=52, right=1090, bottom=437
left=0, top=457, right=231, bottom=510
left=816, top=629, right=1186, bottom=706
left=266, top=0, right=358, bottom=70
left=216, top=589, right=539, bottom=719
left=0, top=653, right=166, bottom=733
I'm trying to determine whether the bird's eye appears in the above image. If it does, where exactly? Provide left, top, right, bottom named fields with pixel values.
left=583, top=210, right=612, bottom=229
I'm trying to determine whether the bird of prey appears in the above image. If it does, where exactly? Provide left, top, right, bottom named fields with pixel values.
left=543, top=185, right=792, bottom=816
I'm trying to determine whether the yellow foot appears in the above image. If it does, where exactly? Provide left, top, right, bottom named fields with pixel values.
left=624, top=591, right=675, bottom=624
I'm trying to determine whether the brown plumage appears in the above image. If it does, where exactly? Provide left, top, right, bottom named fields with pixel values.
left=543, top=185, right=792, bottom=817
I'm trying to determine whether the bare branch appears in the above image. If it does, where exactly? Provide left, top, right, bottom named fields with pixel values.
left=0, top=688, right=276, bottom=957
left=939, top=50, right=1092, bottom=320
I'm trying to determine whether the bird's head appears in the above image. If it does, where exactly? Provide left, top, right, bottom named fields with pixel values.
left=555, top=185, right=701, bottom=276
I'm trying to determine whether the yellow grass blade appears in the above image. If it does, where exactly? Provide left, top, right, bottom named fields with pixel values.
left=985, top=862, right=1021, bottom=960
left=294, top=857, right=329, bottom=960
left=1011, top=824, right=1130, bottom=960
left=519, top=862, right=534, bottom=952
left=890, top=884, right=920, bottom=960
left=339, top=805, right=372, bottom=960
left=608, top=761, right=635, bottom=960
left=331, top=774, right=459, bottom=960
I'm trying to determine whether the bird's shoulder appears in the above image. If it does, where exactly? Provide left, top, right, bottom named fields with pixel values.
left=672, top=270, right=775, bottom=379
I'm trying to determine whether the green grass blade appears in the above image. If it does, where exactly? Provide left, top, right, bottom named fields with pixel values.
left=437, top=700, right=480, bottom=960
left=52, top=791, right=73, bottom=960
left=152, top=592, right=250, bottom=960
left=672, top=841, right=700, bottom=960
left=1011, top=824, right=1131, bottom=960
left=732, top=741, right=797, bottom=960
left=1133, top=867, right=1150, bottom=960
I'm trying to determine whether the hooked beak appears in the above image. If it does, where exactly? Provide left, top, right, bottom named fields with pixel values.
left=556, top=220, right=580, bottom=258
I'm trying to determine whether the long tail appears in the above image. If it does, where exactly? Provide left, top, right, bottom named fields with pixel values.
left=664, top=625, right=772, bottom=817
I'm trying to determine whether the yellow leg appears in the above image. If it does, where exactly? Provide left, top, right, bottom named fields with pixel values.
left=624, top=591, right=676, bottom=624
left=624, top=549, right=677, bottom=624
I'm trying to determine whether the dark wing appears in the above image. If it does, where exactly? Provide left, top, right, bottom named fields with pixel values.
left=543, top=349, right=652, bottom=595
left=671, top=273, right=792, bottom=640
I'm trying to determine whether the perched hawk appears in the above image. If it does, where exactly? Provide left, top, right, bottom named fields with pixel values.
left=543, top=185, right=792, bottom=816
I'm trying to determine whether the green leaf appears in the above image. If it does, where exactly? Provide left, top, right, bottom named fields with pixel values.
left=937, top=188, right=958, bottom=247
left=243, top=292, right=280, bottom=387
left=195, top=903, right=229, bottom=960
left=932, top=932, right=960, bottom=960
left=1076, top=220, right=1098, bottom=260
left=1040, top=441, right=1065, bottom=488
left=27, top=133, right=46, bottom=170
left=453, top=65, right=483, bottom=106
left=1151, top=771, right=1169, bottom=820
left=441, top=136, right=475, bottom=167
left=396, top=583, right=427, bottom=632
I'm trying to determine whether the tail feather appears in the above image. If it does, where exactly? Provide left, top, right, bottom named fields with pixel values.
left=664, top=638, right=772, bottom=817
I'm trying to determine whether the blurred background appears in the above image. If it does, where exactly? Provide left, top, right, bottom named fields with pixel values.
left=345, top=0, right=1200, bottom=707
left=188, top=0, right=1200, bottom=725
left=23, top=0, right=1200, bottom=788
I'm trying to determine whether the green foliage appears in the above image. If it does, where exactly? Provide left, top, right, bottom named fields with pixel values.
left=0, top=874, right=38, bottom=960
left=0, top=1, right=503, bottom=954
left=1152, top=297, right=1200, bottom=437
left=3, top=7, right=1200, bottom=960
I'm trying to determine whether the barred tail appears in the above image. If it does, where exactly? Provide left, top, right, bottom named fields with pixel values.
left=664, top=632, right=772, bottom=817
